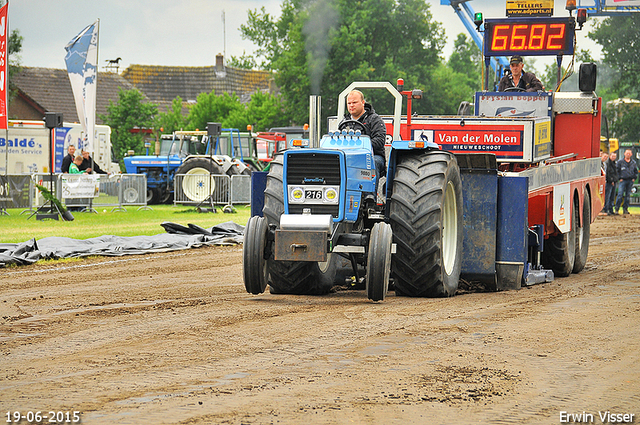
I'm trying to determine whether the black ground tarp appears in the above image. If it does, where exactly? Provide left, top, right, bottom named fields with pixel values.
left=0, top=221, right=244, bottom=268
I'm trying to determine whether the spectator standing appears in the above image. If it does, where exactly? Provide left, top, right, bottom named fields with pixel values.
left=79, top=150, right=108, bottom=175
left=614, top=149, right=638, bottom=215
left=61, top=144, right=76, bottom=173
left=605, top=152, right=618, bottom=215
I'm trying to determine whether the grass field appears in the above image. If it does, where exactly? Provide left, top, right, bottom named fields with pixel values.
left=0, top=204, right=252, bottom=244
left=2, top=201, right=638, bottom=245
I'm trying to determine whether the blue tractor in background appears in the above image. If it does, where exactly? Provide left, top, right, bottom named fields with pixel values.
left=244, top=81, right=464, bottom=301
left=123, top=125, right=250, bottom=204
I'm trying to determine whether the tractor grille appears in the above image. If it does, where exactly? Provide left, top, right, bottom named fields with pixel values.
left=289, top=204, right=340, bottom=216
left=286, top=152, right=341, bottom=217
left=286, top=153, right=341, bottom=185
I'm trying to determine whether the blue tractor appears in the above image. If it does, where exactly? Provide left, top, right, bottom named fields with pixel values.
left=243, top=82, right=464, bottom=301
left=123, top=125, right=249, bottom=204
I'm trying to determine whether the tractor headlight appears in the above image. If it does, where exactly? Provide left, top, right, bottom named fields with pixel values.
left=323, top=187, right=339, bottom=203
left=290, top=186, right=304, bottom=203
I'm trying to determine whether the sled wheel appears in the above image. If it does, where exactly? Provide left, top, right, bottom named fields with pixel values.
left=243, top=216, right=269, bottom=294
left=543, top=195, right=576, bottom=277
left=367, top=222, right=393, bottom=302
left=573, top=189, right=591, bottom=273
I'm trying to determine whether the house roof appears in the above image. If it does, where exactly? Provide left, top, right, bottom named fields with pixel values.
left=9, top=59, right=276, bottom=123
left=121, top=62, right=275, bottom=104
left=11, top=66, right=144, bottom=124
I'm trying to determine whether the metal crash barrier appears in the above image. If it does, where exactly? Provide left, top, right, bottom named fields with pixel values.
left=230, top=174, right=251, bottom=204
left=173, top=173, right=252, bottom=207
left=174, top=173, right=231, bottom=206
left=114, top=174, right=150, bottom=211
left=65, top=173, right=150, bottom=212
left=0, top=173, right=150, bottom=214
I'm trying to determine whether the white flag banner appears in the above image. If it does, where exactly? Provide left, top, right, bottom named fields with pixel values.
left=0, top=1, right=9, bottom=131
left=64, top=19, right=99, bottom=154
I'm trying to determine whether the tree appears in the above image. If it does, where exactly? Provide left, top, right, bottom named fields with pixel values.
left=589, top=15, right=640, bottom=142
left=243, top=91, right=290, bottom=131
left=240, top=0, right=447, bottom=128
left=540, top=49, right=593, bottom=92
left=424, top=63, right=476, bottom=115
left=447, top=33, right=482, bottom=89
left=185, top=91, right=246, bottom=131
left=227, top=52, right=258, bottom=70
left=606, top=100, right=640, bottom=146
left=590, top=14, right=640, bottom=98
left=99, top=88, right=158, bottom=160
left=8, top=29, right=23, bottom=101
left=155, top=96, right=187, bottom=134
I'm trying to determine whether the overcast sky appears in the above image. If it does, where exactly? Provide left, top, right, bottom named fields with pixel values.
left=9, top=0, right=602, bottom=74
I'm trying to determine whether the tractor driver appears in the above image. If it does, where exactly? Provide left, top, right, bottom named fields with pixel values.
left=340, top=90, right=387, bottom=182
left=498, top=55, right=544, bottom=92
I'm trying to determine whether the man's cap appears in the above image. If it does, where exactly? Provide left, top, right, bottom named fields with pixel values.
left=510, top=55, right=523, bottom=64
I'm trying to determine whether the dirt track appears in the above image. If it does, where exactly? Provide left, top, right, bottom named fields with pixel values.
left=1, top=214, right=639, bottom=424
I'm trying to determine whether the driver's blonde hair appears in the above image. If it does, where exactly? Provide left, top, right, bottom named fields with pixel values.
left=349, top=89, right=365, bottom=102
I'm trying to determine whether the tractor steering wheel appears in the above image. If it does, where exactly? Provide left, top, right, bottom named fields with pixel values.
left=338, top=119, right=366, bottom=133
left=504, top=86, right=526, bottom=92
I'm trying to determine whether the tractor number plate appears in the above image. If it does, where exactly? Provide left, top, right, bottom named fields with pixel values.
left=274, top=230, right=327, bottom=262
left=305, top=190, right=322, bottom=200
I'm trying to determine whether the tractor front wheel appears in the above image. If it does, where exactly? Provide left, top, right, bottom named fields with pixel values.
left=366, top=222, right=393, bottom=302
left=243, top=216, right=270, bottom=294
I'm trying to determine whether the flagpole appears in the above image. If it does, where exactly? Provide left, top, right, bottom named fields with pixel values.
left=93, top=18, right=99, bottom=159
left=2, top=0, right=8, bottom=178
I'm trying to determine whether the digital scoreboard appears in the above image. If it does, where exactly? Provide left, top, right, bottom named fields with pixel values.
left=483, top=17, right=575, bottom=57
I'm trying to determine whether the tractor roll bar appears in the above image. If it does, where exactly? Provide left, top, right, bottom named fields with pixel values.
left=337, top=81, right=402, bottom=142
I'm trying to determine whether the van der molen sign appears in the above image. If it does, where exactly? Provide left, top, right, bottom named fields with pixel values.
left=506, top=0, right=554, bottom=17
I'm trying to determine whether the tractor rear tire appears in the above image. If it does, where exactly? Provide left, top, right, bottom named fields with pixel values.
left=573, top=189, right=591, bottom=273
left=263, top=155, right=337, bottom=295
left=389, top=151, right=463, bottom=297
left=175, top=158, right=226, bottom=203
left=243, top=216, right=269, bottom=294
left=147, top=187, right=160, bottom=205
left=366, top=222, right=393, bottom=302
left=543, top=195, right=576, bottom=277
